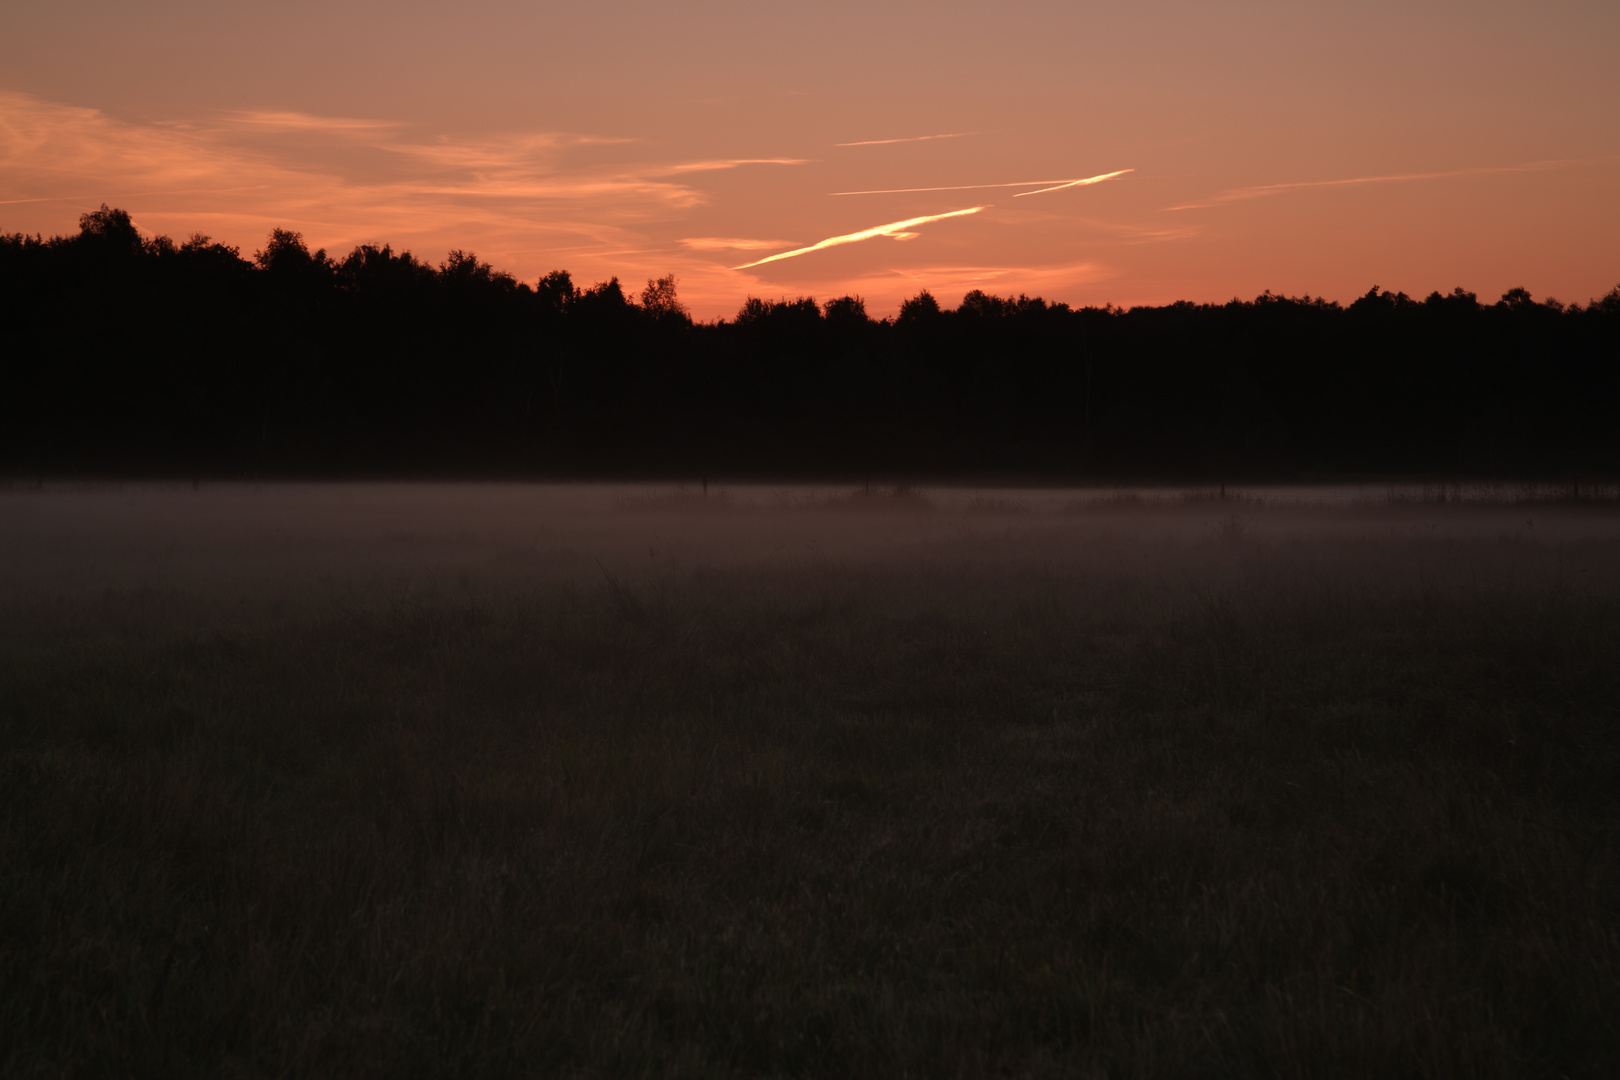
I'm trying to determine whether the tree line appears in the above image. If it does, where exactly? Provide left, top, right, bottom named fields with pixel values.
left=3, top=205, right=1617, bottom=480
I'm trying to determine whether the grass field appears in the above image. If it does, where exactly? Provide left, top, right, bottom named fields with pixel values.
left=2, top=484, right=1617, bottom=1078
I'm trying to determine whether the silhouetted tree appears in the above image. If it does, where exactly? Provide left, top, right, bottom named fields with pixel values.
left=640, top=274, right=688, bottom=322
left=76, top=204, right=144, bottom=258
left=573, top=277, right=633, bottom=322
left=3, top=208, right=1616, bottom=481
left=734, top=297, right=771, bottom=325
left=897, top=290, right=942, bottom=325
left=255, top=228, right=329, bottom=277
left=823, top=295, right=868, bottom=325
left=535, top=270, right=577, bottom=316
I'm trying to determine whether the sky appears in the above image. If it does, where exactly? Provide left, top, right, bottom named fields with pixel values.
left=3, top=0, right=1617, bottom=319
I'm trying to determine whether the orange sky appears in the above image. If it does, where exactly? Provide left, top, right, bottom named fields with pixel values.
left=3, top=1, right=1617, bottom=319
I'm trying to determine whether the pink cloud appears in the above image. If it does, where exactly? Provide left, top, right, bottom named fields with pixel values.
left=0, top=92, right=799, bottom=304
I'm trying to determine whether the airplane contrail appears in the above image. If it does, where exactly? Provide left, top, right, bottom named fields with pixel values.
left=1215, top=166, right=1542, bottom=202
left=732, top=206, right=987, bottom=269
left=1012, top=170, right=1134, bottom=196
left=835, top=132, right=978, bottom=147
left=1162, top=155, right=1616, bottom=210
left=831, top=169, right=1132, bottom=196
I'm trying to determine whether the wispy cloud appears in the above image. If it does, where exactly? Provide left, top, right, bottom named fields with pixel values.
left=0, top=90, right=840, bottom=318
left=0, top=92, right=810, bottom=248
left=1007, top=214, right=1202, bottom=245
left=0, top=93, right=1153, bottom=320
left=835, top=132, right=977, bottom=147
left=732, top=207, right=987, bottom=269
left=665, top=158, right=808, bottom=173
left=681, top=237, right=798, bottom=251
left=855, top=260, right=1109, bottom=289
left=832, top=169, right=1131, bottom=196
left=1167, top=157, right=1608, bottom=210
left=0, top=185, right=270, bottom=207
left=213, top=110, right=405, bottom=135
left=372, top=134, right=595, bottom=170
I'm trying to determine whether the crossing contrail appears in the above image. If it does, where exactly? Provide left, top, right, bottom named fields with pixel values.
left=1012, top=170, right=1134, bottom=196
left=831, top=169, right=1132, bottom=197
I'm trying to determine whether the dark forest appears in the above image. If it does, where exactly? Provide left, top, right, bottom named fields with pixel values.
left=5, top=206, right=1617, bottom=481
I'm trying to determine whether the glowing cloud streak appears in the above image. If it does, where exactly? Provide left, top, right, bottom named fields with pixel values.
left=1012, top=170, right=1134, bottom=197
left=682, top=236, right=797, bottom=251
left=216, top=111, right=405, bottom=134
left=831, top=169, right=1131, bottom=196
left=666, top=158, right=808, bottom=173
left=835, top=132, right=977, bottom=147
left=733, top=206, right=987, bottom=269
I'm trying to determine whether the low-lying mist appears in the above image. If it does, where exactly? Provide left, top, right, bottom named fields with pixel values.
left=2, top=482, right=1617, bottom=1077
left=3, top=481, right=1616, bottom=613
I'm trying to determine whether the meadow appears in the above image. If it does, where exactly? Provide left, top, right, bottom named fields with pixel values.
left=1, top=483, right=1617, bottom=1078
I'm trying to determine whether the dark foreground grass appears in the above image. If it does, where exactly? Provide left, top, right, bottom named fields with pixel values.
left=2, top=511, right=1618, bottom=1077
